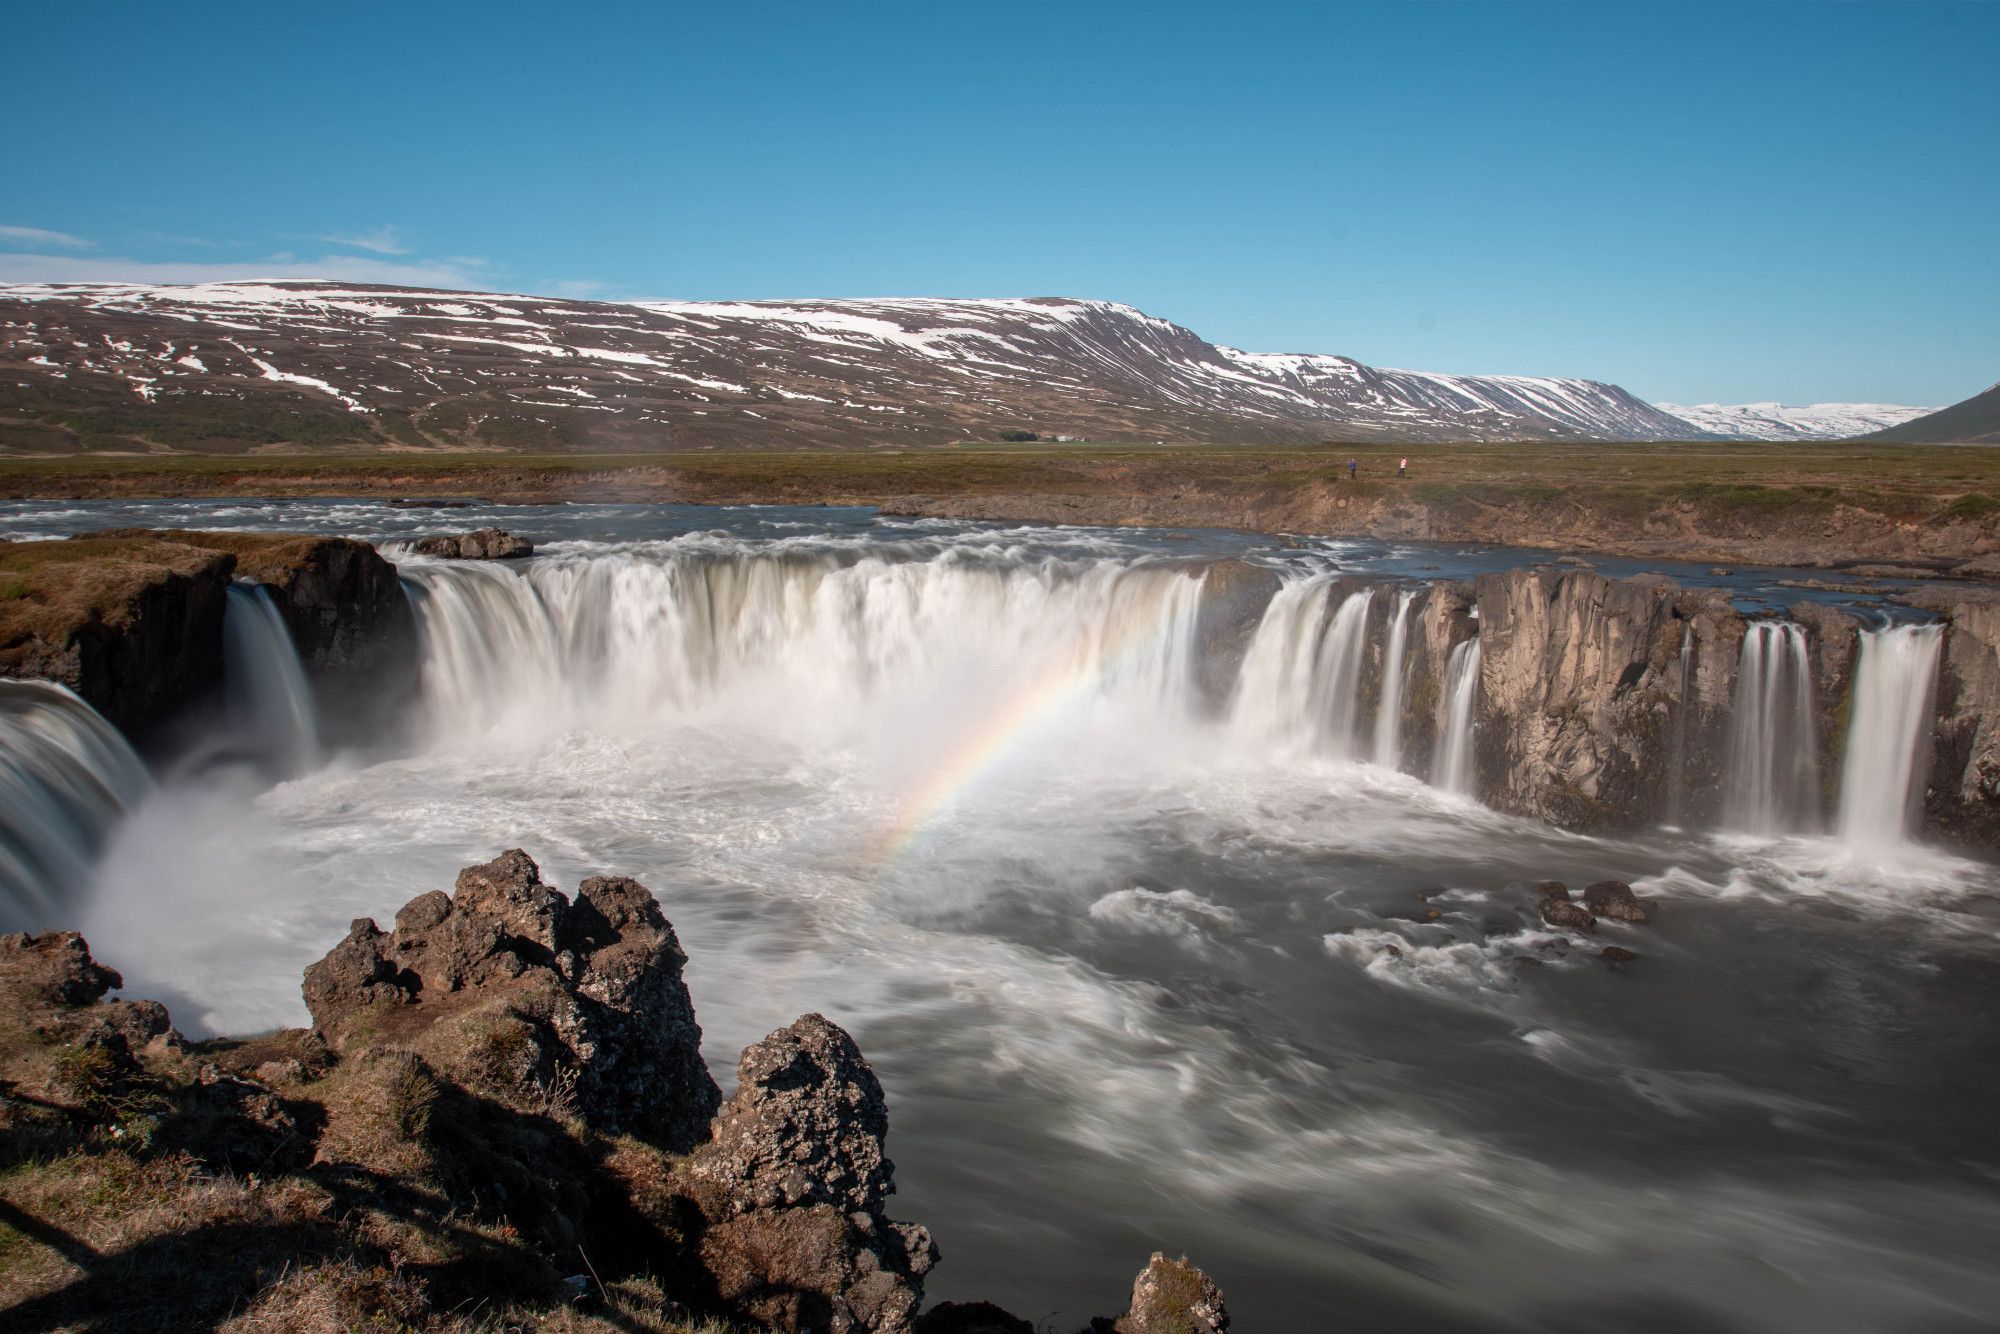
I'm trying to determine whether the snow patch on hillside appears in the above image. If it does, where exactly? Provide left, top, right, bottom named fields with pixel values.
left=1655, top=402, right=1933, bottom=440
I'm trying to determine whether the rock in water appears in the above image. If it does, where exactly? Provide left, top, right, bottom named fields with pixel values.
left=1094, top=1253, right=1230, bottom=1333
left=1537, top=898, right=1597, bottom=934
left=1534, top=879, right=1570, bottom=900
left=410, top=527, right=534, bottom=560
left=688, top=1012, right=938, bottom=1332
left=301, top=848, right=719, bottom=1150
left=1582, top=879, right=1650, bottom=924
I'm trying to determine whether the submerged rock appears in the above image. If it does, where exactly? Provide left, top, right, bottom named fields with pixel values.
left=1582, top=879, right=1649, bottom=924
left=1537, top=898, right=1597, bottom=934
left=410, top=527, right=534, bottom=560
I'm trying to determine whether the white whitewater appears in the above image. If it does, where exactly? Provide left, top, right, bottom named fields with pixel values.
left=401, top=549, right=1210, bottom=745
left=222, top=583, right=320, bottom=776
left=1725, top=621, right=1820, bottom=834
left=1434, top=638, right=1482, bottom=796
left=1229, top=581, right=1375, bottom=756
left=0, top=681, right=150, bottom=929
left=1837, top=622, right=1943, bottom=853
left=1667, top=624, right=1693, bottom=827
left=1371, top=588, right=1416, bottom=769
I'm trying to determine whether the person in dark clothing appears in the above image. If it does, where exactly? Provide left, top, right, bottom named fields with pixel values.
left=1399, top=456, right=1408, bottom=479
left=1347, top=457, right=1357, bottom=480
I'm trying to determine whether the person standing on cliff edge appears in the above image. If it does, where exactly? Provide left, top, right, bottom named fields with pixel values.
left=1399, top=456, right=1408, bottom=479
left=1347, top=457, right=1358, bottom=480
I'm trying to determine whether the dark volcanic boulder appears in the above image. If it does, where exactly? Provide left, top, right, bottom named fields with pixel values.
left=301, top=848, right=720, bottom=1150
left=690, top=1013, right=893, bottom=1217
left=687, top=1012, right=937, bottom=1332
left=410, top=527, right=534, bottom=560
left=1581, top=879, right=1649, bottom=924
left=1092, top=1253, right=1230, bottom=1334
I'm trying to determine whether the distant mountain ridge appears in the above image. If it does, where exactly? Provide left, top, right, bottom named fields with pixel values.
left=1861, top=382, right=2000, bottom=445
left=1652, top=400, right=1933, bottom=441
left=0, top=281, right=1712, bottom=452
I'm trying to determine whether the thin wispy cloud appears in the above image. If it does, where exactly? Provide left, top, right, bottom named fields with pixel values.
left=0, top=251, right=488, bottom=290
left=312, top=225, right=411, bottom=255
left=0, top=225, right=93, bottom=249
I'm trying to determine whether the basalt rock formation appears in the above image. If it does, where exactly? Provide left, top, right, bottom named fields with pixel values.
left=2, top=528, right=413, bottom=743
left=1915, top=590, right=2000, bottom=848
left=684, top=1012, right=938, bottom=1332
left=80, top=527, right=418, bottom=737
left=1090, top=1253, right=1230, bottom=1334
left=303, top=848, right=720, bottom=1150
left=0, top=535, right=234, bottom=735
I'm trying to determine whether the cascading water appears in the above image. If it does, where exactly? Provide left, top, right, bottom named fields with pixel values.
left=0, top=680, right=150, bottom=930
left=401, top=549, right=1211, bottom=747
left=1229, top=580, right=1376, bottom=755
left=221, top=583, right=320, bottom=776
left=1837, top=621, right=1943, bottom=853
left=1433, top=638, right=1481, bottom=796
left=1371, top=588, right=1417, bottom=769
left=1724, top=621, right=1820, bottom=835
left=1667, top=624, right=1693, bottom=827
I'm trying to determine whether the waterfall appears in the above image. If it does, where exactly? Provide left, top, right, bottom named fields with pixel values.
left=0, top=681, right=150, bottom=930
left=401, top=549, right=1211, bottom=745
left=1837, top=622, right=1943, bottom=852
left=1371, top=589, right=1417, bottom=769
left=1667, top=624, right=1693, bottom=827
left=1228, top=581, right=1376, bottom=755
left=1723, top=621, right=1820, bottom=835
left=1433, top=638, right=1482, bottom=796
left=222, top=583, right=320, bottom=776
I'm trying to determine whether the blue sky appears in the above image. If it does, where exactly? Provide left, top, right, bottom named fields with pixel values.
left=4, top=1, right=1994, bottom=406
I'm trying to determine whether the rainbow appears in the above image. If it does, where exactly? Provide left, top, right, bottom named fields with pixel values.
left=865, top=575, right=1205, bottom=866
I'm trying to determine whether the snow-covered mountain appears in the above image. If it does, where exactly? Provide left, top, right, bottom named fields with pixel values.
left=0, top=280, right=1710, bottom=451
left=1652, top=401, right=1932, bottom=441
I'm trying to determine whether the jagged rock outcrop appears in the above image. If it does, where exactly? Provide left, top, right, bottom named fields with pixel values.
left=0, top=536, right=234, bottom=735
left=303, top=848, right=720, bottom=1150
left=686, top=1013, right=938, bottom=1332
left=1091, top=1253, right=1230, bottom=1334
left=410, top=527, right=534, bottom=560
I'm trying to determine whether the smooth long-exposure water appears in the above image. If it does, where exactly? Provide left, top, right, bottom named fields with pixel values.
left=3, top=499, right=1998, bottom=1331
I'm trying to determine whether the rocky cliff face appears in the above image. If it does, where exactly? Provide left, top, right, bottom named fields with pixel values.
left=1915, top=592, right=2000, bottom=847
left=2, top=528, right=414, bottom=745
left=0, top=535, right=234, bottom=736
left=1472, top=569, right=1693, bottom=829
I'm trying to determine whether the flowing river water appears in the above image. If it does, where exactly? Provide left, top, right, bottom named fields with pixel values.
left=3, top=500, right=1998, bottom=1332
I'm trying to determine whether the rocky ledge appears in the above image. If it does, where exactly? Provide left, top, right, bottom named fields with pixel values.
left=0, top=528, right=412, bottom=740
left=0, top=850, right=1226, bottom=1333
